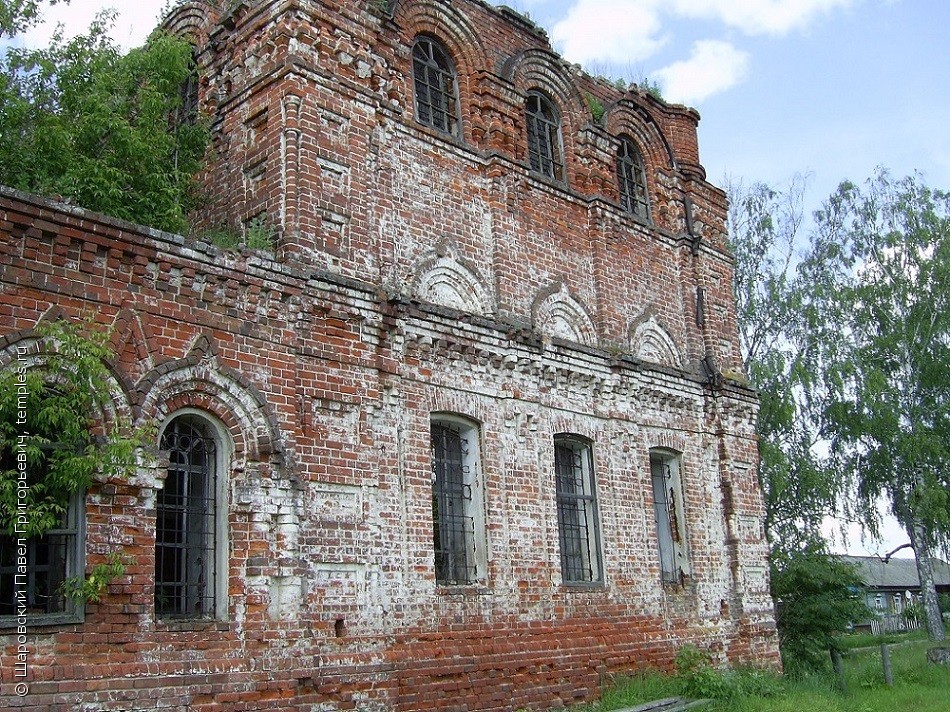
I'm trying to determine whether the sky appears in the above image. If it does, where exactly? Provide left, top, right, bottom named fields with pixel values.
left=21, top=0, right=947, bottom=558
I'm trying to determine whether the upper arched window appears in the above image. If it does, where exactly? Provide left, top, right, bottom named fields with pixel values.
left=412, top=37, right=460, bottom=136
left=525, top=91, right=564, bottom=181
left=617, top=136, right=650, bottom=219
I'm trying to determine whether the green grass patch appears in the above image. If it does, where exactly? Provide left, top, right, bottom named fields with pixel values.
left=573, top=639, right=950, bottom=712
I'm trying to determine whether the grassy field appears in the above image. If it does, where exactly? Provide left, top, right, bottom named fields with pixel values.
left=572, top=635, right=950, bottom=712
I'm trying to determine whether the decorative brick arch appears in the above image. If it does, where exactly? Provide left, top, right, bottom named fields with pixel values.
left=501, top=48, right=588, bottom=124
left=603, top=99, right=676, bottom=172
left=630, top=314, right=682, bottom=368
left=532, top=283, right=597, bottom=346
left=410, top=244, right=495, bottom=316
left=395, top=0, right=489, bottom=74
left=395, top=0, right=489, bottom=143
left=0, top=326, right=134, bottom=426
left=135, top=336, right=281, bottom=462
left=161, top=0, right=220, bottom=43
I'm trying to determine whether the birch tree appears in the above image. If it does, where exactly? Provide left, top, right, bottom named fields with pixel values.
left=800, top=170, right=950, bottom=641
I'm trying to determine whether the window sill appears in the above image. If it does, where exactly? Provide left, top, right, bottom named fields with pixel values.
left=435, top=583, right=491, bottom=596
left=155, top=617, right=231, bottom=632
left=0, top=612, right=83, bottom=630
left=526, top=169, right=568, bottom=192
left=560, top=581, right=606, bottom=592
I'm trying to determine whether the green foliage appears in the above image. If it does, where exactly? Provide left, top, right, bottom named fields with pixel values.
left=0, top=319, right=139, bottom=536
left=199, top=215, right=276, bottom=252
left=575, top=639, right=949, bottom=712
left=244, top=214, right=276, bottom=251
left=0, top=3, right=209, bottom=233
left=728, top=175, right=838, bottom=554
left=585, top=92, right=605, bottom=123
left=672, top=646, right=783, bottom=702
left=202, top=226, right=241, bottom=251
left=770, top=545, right=871, bottom=674
left=0, top=0, right=67, bottom=37
left=0, top=319, right=145, bottom=601
left=901, top=601, right=925, bottom=624
left=60, top=551, right=128, bottom=603
left=799, top=170, right=950, bottom=639
left=675, top=645, right=736, bottom=700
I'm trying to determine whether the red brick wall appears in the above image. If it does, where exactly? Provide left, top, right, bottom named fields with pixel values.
left=0, top=0, right=778, bottom=709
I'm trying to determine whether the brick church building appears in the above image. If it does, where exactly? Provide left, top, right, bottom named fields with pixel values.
left=0, top=0, right=779, bottom=709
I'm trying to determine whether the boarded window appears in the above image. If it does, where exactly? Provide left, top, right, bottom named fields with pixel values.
left=650, top=451, right=688, bottom=585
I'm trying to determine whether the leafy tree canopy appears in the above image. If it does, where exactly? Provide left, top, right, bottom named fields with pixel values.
left=0, top=0, right=208, bottom=233
left=0, top=319, right=142, bottom=537
left=728, top=175, right=838, bottom=554
left=731, top=169, right=950, bottom=643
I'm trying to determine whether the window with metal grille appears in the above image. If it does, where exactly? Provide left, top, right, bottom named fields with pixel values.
left=430, top=418, right=482, bottom=585
left=0, top=496, right=83, bottom=624
left=526, top=91, right=564, bottom=181
left=650, top=451, right=688, bottom=585
left=156, top=415, right=218, bottom=618
left=554, top=436, right=602, bottom=584
left=412, top=37, right=460, bottom=135
left=617, top=136, right=650, bottom=219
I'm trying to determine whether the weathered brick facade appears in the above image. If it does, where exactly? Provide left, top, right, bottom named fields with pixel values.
left=0, top=0, right=779, bottom=709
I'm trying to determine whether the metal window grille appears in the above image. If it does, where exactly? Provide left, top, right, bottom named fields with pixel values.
left=431, top=422, right=476, bottom=585
left=650, top=455, right=679, bottom=584
left=0, top=502, right=79, bottom=618
left=617, top=137, right=650, bottom=219
left=156, top=416, right=217, bottom=618
left=554, top=439, right=601, bottom=583
left=526, top=92, right=564, bottom=180
left=412, top=38, right=459, bottom=135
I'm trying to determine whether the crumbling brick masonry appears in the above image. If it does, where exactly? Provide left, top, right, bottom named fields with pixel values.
left=0, top=0, right=779, bottom=709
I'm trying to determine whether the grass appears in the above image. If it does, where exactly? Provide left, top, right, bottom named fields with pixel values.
left=570, top=636, right=950, bottom=712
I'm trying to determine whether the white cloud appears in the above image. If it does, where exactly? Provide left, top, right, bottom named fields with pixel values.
left=22, top=1, right=168, bottom=50
left=551, top=0, right=669, bottom=65
left=672, top=0, right=856, bottom=36
left=654, top=40, right=750, bottom=105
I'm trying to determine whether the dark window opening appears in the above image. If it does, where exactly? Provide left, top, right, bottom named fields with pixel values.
left=412, top=37, right=460, bottom=136
left=555, top=437, right=602, bottom=584
left=617, top=136, right=650, bottom=219
left=0, top=499, right=81, bottom=620
left=431, top=421, right=477, bottom=585
left=156, top=415, right=218, bottom=618
left=526, top=92, right=564, bottom=181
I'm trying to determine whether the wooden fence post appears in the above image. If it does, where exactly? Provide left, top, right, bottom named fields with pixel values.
left=881, top=642, right=893, bottom=686
left=830, top=648, right=847, bottom=692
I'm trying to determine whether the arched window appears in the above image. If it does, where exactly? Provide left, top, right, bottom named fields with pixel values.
left=554, top=435, right=602, bottom=584
left=617, top=136, right=650, bottom=219
left=156, top=413, right=225, bottom=619
left=412, top=36, right=460, bottom=136
left=430, top=415, right=485, bottom=585
left=526, top=91, right=564, bottom=180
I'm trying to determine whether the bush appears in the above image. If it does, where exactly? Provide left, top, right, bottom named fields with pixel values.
left=770, top=544, right=871, bottom=674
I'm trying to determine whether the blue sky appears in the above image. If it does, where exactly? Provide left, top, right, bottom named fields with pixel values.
left=25, top=0, right=942, bottom=557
